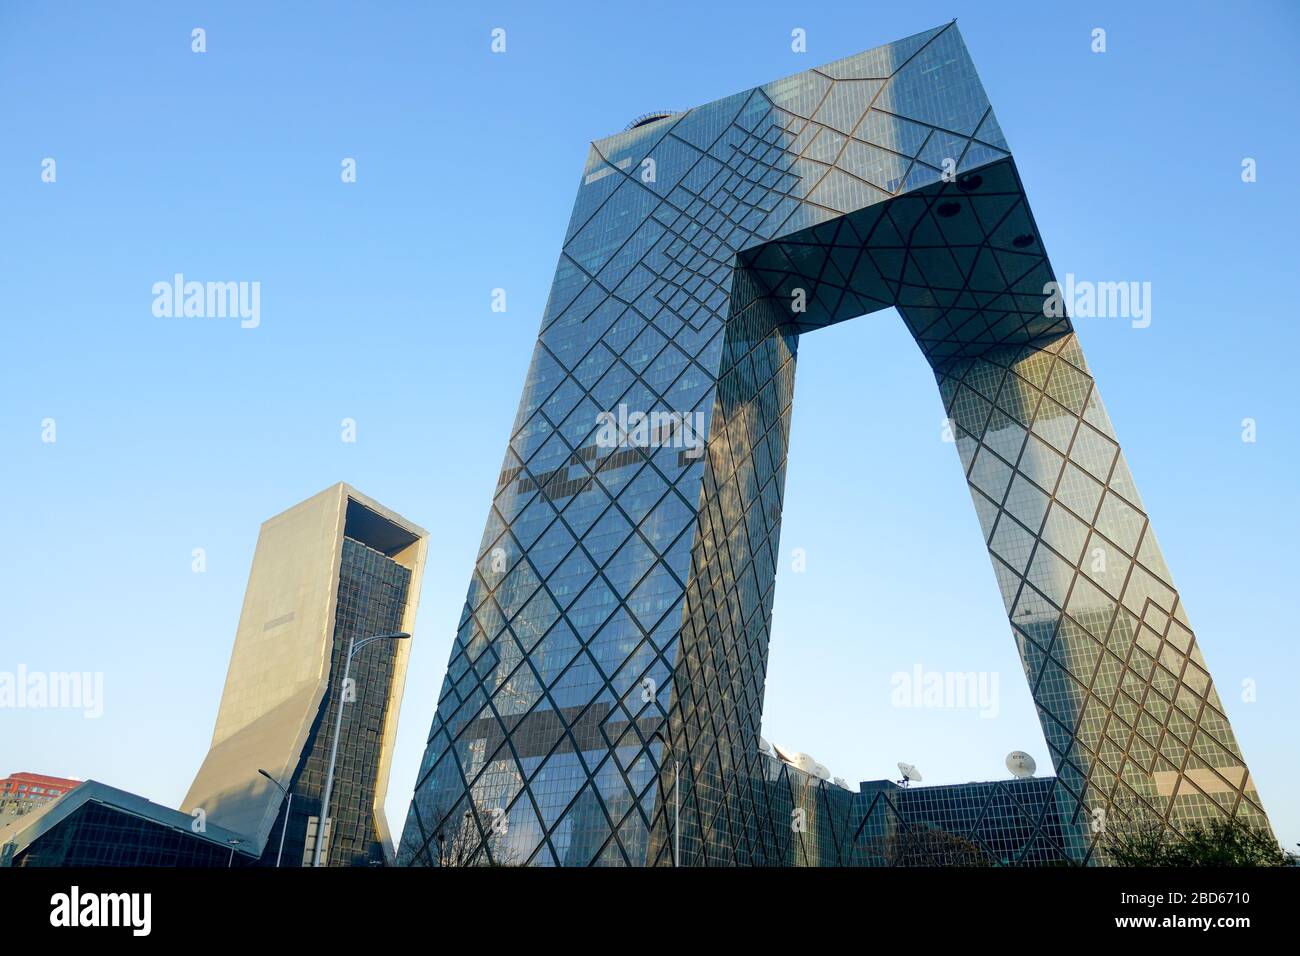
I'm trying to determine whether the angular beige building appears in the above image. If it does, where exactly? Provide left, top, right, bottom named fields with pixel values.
left=184, top=482, right=427, bottom=866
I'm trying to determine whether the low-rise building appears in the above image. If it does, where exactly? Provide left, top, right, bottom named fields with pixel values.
left=0, top=772, right=82, bottom=822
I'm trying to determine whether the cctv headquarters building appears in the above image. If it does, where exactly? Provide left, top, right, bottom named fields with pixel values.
left=397, top=23, right=1271, bottom=867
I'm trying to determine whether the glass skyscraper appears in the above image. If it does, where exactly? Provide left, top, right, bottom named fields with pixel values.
left=399, top=23, right=1270, bottom=866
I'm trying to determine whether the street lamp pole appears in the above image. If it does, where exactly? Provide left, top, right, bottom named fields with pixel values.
left=312, top=630, right=410, bottom=868
left=650, top=729, right=679, bottom=867
left=258, top=768, right=293, bottom=868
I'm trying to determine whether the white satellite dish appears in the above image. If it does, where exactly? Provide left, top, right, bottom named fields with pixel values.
left=792, top=752, right=819, bottom=775
left=897, top=761, right=923, bottom=786
left=1006, top=751, right=1037, bottom=778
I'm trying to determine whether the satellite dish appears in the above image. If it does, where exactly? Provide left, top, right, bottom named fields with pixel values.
left=771, top=741, right=795, bottom=764
left=792, top=752, right=819, bottom=775
left=1005, top=751, right=1037, bottom=778
left=897, top=761, right=922, bottom=786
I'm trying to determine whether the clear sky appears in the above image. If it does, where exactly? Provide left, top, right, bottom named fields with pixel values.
left=2, top=1, right=1297, bottom=856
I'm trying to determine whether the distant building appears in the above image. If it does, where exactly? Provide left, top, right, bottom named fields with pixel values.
left=0, top=772, right=81, bottom=822
left=0, top=781, right=256, bottom=867
left=754, top=742, right=1070, bottom=867
left=1, top=483, right=427, bottom=868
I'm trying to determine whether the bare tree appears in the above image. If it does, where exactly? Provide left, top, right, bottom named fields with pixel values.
left=882, top=826, right=993, bottom=867
left=428, top=804, right=521, bottom=867
left=431, top=808, right=480, bottom=867
left=1096, top=797, right=1169, bottom=866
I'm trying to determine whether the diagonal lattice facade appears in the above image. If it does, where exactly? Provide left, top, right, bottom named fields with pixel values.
left=398, top=23, right=1269, bottom=866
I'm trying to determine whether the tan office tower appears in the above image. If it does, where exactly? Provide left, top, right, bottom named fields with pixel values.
left=184, top=483, right=426, bottom=866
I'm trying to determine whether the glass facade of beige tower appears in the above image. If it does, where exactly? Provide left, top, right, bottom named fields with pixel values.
left=398, top=24, right=1270, bottom=866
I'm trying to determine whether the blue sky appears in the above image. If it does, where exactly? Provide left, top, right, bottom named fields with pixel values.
left=2, top=0, right=1297, bottom=855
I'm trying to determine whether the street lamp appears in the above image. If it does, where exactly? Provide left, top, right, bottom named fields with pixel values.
left=649, top=729, right=680, bottom=867
left=227, top=838, right=243, bottom=868
left=258, top=768, right=293, bottom=868
left=312, top=630, right=410, bottom=867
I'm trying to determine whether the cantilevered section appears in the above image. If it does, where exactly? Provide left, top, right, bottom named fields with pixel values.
left=184, top=483, right=426, bottom=863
